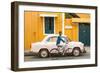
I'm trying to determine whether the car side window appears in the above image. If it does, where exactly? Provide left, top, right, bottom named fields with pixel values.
left=46, top=37, right=57, bottom=42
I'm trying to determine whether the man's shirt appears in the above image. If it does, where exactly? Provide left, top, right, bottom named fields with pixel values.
left=56, top=36, right=65, bottom=45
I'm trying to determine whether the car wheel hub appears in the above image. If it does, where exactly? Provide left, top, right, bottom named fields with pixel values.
left=41, top=51, right=48, bottom=57
left=73, top=50, right=80, bottom=56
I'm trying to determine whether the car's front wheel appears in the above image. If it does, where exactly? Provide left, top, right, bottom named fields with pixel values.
left=39, top=49, right=49, bottom=58
left=72, top=48, right=80, bottom=56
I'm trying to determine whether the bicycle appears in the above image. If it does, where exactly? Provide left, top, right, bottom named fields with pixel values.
left=50, top=43, right=67, bottom=56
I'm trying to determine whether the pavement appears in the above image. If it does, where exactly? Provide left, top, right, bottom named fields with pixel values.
left=24, top=46, right=90, bottom=62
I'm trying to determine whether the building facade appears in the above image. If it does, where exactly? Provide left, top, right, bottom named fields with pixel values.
left=24, top=11, right=90, bottom=51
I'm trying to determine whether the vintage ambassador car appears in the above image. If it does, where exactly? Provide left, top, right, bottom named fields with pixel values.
left=31, top=35, right=86, bottom=58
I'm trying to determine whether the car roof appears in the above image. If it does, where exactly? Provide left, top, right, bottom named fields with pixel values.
left=42, top=34, right=67, bottom=42
left=46, top=34, right=66, bottom=37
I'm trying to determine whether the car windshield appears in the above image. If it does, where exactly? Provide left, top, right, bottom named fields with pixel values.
left=46, top=36, right=57, bottom=42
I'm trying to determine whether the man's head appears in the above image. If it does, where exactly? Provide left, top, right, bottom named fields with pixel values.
left=59, top=31, right=62, bottom=36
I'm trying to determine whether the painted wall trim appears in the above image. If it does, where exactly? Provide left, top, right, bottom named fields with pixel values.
left=40, top=14, right=57, bottom=17
left=65, top=25, right=72, bottom=29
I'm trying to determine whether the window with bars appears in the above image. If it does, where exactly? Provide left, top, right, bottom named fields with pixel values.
left=44, top=17, right=54, bottom=34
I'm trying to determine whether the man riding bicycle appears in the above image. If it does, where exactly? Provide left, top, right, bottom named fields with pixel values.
left=56, top=31, right=66, bottom=55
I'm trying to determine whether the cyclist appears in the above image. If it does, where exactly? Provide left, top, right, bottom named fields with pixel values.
left=56, top=31, right=66, bottom=55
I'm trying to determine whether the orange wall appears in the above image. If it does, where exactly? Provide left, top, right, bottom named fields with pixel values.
left=64, top=19, right=78, bottom=41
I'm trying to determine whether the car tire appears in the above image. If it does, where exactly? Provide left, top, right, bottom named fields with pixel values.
left=39, top=49, right=49, bottom=58
left=72, top=47, right=80, bottom=56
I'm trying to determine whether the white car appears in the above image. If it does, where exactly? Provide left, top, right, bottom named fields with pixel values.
left=31, top=35, right=86, bottom=58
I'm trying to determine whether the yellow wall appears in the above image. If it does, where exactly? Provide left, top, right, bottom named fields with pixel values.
left=72, top=13, right=90, bottom=23
left=72, top=18, right=90, bottom=23
left=24, top=12, right=32, bottom=51
left=24, top=11, right=63, bottom=51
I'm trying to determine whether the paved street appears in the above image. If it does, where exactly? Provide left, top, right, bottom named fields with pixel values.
left=24, top=47, right=90, bottom=62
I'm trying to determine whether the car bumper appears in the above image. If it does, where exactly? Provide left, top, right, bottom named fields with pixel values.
left=83, top=48, right=86, bottom=53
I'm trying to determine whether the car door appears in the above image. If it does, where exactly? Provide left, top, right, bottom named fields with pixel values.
left=45, top=36, right=57, bottom=50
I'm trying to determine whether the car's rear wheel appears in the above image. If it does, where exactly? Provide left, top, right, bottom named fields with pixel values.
left=72, top=48, right=80, bottom=56
left=39, top=49, right=49, bottom=58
